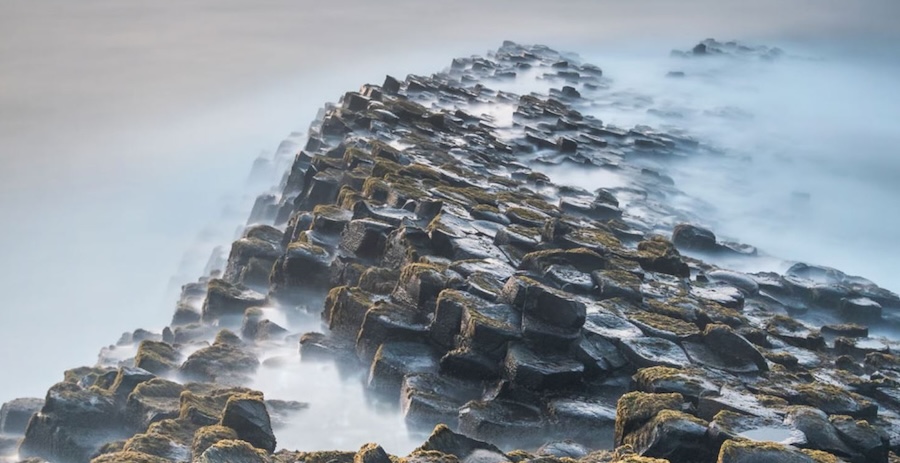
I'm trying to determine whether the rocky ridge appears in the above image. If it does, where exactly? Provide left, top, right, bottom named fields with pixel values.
left=2, top=41, right=900, bottom=463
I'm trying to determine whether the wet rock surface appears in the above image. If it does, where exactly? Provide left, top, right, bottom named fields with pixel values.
left=4, top=40, right=900, bottom=463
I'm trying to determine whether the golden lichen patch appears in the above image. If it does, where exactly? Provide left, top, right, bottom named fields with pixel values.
left=628, top=311, right=700, bottom=338
left=192, top=425, right=239, bottom=460
left=90, top=451, right=172, bottom=463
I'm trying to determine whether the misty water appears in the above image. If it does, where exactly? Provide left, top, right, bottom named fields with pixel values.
left=2, top=0, right=900, bottom=455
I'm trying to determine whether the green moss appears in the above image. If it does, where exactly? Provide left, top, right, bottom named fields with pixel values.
left=358, top=267, right=400, bottom=294
left=146, top=418, right=200, bottom=445
left=202, top=439, right=269, bottom=460
left=130, top=378, right=185, bottom=400
left=403, top=450, right=460, bottom=463
left=122, top=432, right=181, bottom=459
left=615, top=391, right=684, bottom=446
left=629, top=311, right=700, bottom=337
left=134, top=341, right=181, bottom=375
left=400, top=163, right=442, bottom=181
left=90, top=451, right=172, bottom=463
left=281, top=450, right=355, bottom=463
left=178, top=388, right=262, bottom=425
left=192, top=425, right=239, bottom=460
left=800, top=449, right=842, bottom=463
left=505, top=206, right=549, bottom=226
left=433, top=184, right=497, bottom=207
left=372, top=159, right=403, bottom=178
left=214, top=329, right=243, bottom=347
left=644, top=300, right=694, bottom=322
left=565, top=227, right=622, bottom=251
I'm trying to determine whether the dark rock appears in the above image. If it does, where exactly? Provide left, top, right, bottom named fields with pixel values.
left=619, top=337, right=691, bottom=369
left=179, top=333, right=259, bottom=383
left=672, top=223, right=721, bottom=254
left=323, top=286, right=376, bottom=337
left=572, top=331, right=628, bottom=377
left=219, top=393, right=276, bottom=453
left=614, top=391, right=685, bottom=447
left=460, top=302, right=522, bottom=359
left=134, top=341, right=181, bottom=376
left=400, top=373, right=483, bottom=430
left=201, top=279, right=267, bottom=324
left=356, top=301, right=429, bottom=363
left=0, top=397, right=42, bottom=435
left=548, top=397, right=616, bottom=447
left=353, top=443, right=391, bottom=463
left=415, top=423, right=506, bottom=461
left=367, top=342, right=439, bottom=396
left=197, top=439, right=271, bottom=463
left=623, top=409, right=713, bottom=462
left=340, top=219, right=394, bottom=260
left=716, top=440, right=818, bottom=463
left=637, top=236, right=690, bottom=277
left=502, top=343, right=584, bottom=390
left=501, top=276, right=586, bottom=329
left=537, top=440, right=590, bottom=458
left=124, top=379, right=184, bottom=431
left=458, top=398, right=545, bottom=448
left=20, top=382, right=127, bottom=463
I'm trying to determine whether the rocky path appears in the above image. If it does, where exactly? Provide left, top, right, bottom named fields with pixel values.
left=2, top=41, right=899, bottom=463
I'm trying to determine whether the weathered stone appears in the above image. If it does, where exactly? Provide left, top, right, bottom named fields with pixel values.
left=340, top=219, right=394, bottom=259
left=367, top=342, right=439, bottom=396
left=179, top=333, right=259, bottom=383
left=400, top=373, right=483, bottom=430
left=356, top=301, right=429, bottom=363
left=415, top=423, right=506, bottom=461
left=458, top=399, right=545, bottom=448
left=637, top=236, right=690, bottom=278
left=547, top=397, right=616, bottom=447
left=502, top=343, right=584, bottom=390
left=716, top=440, right=818, bottom=463
left=124, top=379, right=184, bottom=431
left=20, top=382, right=127, bottom=463
left=623, top=410, right=712, bottom=462
left=460, top=302, right=522, bottom=359
left=0, top=397, right=43, bottom=435
left=220, top=393, right=276, bottom=453
left=619, top=337, right=691, bottom=369
left=201, top=279, right=267, bottom=324
left=614, top=391, right=685, bottom=447
left=197, top=439, right=271, bottom=463
left=323, top=286, right=376, bottom=337
left=501, top=276, right=586, bottom=329
left=134, top=341, right=181, bottom=376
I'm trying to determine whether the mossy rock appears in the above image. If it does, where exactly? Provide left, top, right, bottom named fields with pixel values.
left=123, top=431, right=189, bottom=461
left=792, top=382, right=877, bottom=419
left=717, top=439, right=819, bottom=463
left=358, top=267, right=400, bottom=295
left=561, top=227, right=623, bottom=253
left=636, top=236, right=689, bottom=278
left=627, top=311, right=700, bottom=340
left=125, top=378, right=185, bottom=430
left=632, top=367, right=718, bottom=401
left=399, top=163, right=443, bottom=181
left=274, top=450, right=355, bottom=463
left=192, top=425, right=239, bottom=460
left=134, top=341, right=181, bottom=376
left=90, top=450, right=173, bottom=463
left=179, top=339, right=259, bottom=383
left=178, top=388, right=262, bottom=426
left=197, top=439, right=270, bottom=463
left=614, top=392, right=685, bottom=447
left=219, top=392, right=276, bottom=453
